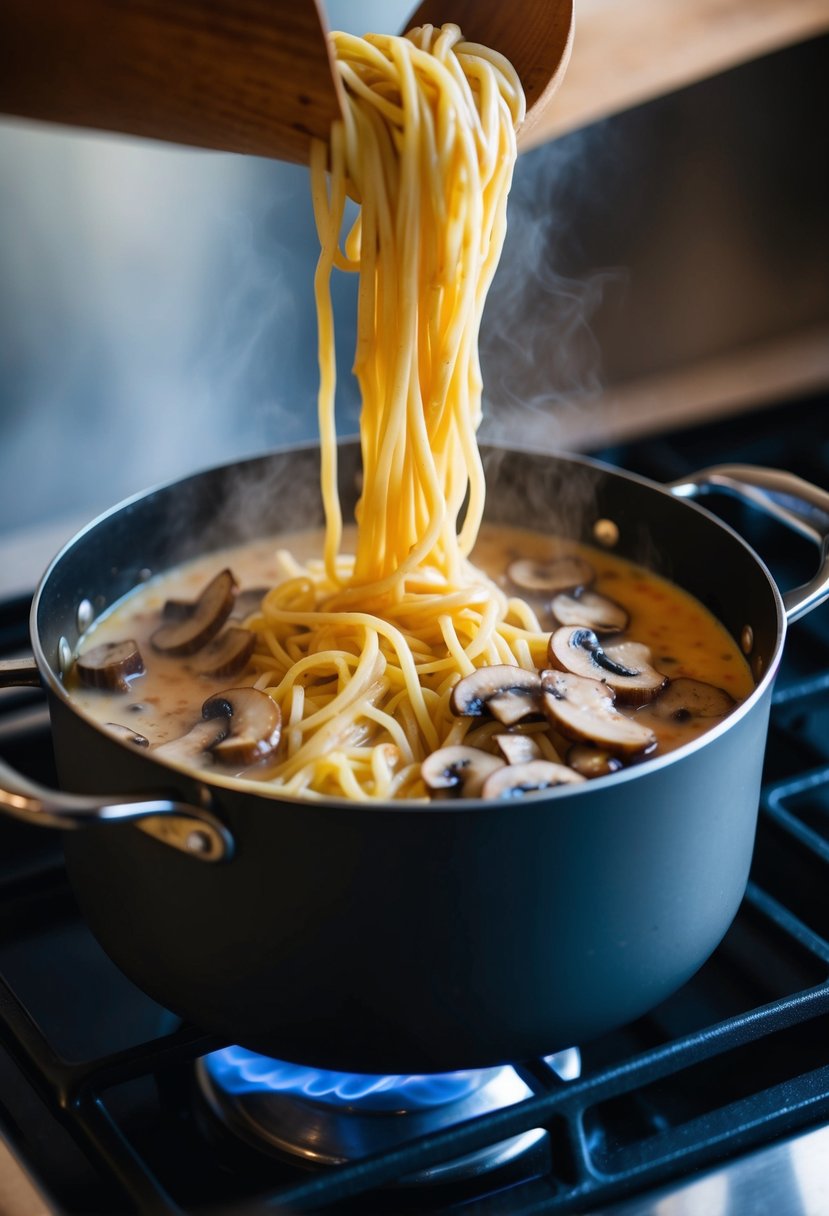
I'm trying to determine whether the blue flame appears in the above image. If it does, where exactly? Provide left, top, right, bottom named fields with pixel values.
left=203, top=1046, right=494, bottom=1112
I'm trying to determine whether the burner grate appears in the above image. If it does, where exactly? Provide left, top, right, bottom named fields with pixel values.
left=0, top=875, right=826, bottom=1216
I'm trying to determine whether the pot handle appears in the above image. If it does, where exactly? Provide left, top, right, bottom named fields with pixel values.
left=669, top=464, right=829, bottom=624
left=0, top=658, right=233, bottom=863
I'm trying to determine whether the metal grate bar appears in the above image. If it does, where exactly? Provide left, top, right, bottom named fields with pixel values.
left=263, top=987, right=829, bottom=1212
left=743, top=879, right=829, bottom=965
left=69, top=1093, right=186, bottom=1216
left=772, top=673, right=829, bottom=705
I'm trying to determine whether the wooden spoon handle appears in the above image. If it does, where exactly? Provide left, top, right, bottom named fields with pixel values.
left=0, top=0, right=343, bottom=164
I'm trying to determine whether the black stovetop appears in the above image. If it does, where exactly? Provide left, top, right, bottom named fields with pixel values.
left=0, top=394, right=827, bottom=1215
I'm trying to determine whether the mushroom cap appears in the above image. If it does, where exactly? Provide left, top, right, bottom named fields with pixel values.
left=151, top=568, right=237, bottom=657
left=540, top=669, right=657, bottom=756
left=548, top=627, right=667, bottom=705
left=481, top=760, right=586, bottom=799
left=449, top=664, right=542, bottom=722
left=507, top=555, right=594, bottom=594
left=551, top=589, right=629, bottom=635
left=203, top=687, right=282, bottom=766
left=421, top=745, right=505, bottom=798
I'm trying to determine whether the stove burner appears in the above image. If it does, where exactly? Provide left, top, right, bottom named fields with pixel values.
left=196, top=1047, right=562, bottom=1184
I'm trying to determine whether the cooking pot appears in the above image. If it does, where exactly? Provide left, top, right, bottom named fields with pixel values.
left=1, top=443, right=827, bottom=1073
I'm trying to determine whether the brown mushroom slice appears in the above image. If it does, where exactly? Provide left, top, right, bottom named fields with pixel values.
left=650, top=677, right=737, bottom=722
left=493, top=733, right=544, bottom=765
left=602, top=641, right=669, bottom=705
left=203, top=688, right=282, bottom=766
left=566, top=744, right=623, bottom=779
left=507, top=555, right=594, bottom=594
left=76, top=640, right=144, bottom=692
left=540, top=669, right=657, bottom=756
left=105, top=722, right=149, bottom=747
left=481, top=760, right=586, bottom=799
left=230, top=587, right=270, bottom=621
left=161, top=597, right=194, bottom=621
left=551, top=589, right=629, bottom=635
left=450, top=665, right=542, bottom=725
left=489, top=691, right=544, bottom=726
left=548, top=627, right=667, bottom=705
left=151, top=568, right=237, bottom=657
left=195, top=627, right=256, bottom=679
left=421, top=746, right=504, bottom=799
left=153, top=716, right=230, bottom=765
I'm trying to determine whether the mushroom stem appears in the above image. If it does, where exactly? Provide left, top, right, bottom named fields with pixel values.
left=421, top=745, right=504, bottom=798
left=203, top=687, right=282, bottom=766
left=548, top=628, right=667, bottom=704
left=449, top=664, right=542, bottom=723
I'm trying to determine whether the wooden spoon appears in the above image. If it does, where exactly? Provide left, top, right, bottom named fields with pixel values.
left=0, top=0, right=341, bottom=165
left=0, top=0, right=573, bottom=164
left=406, top=0, right=574, bottom=150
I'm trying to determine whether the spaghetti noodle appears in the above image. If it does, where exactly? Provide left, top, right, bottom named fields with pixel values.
left=249, top=24, right=545, bottom=800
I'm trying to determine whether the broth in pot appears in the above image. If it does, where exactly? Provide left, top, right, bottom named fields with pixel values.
left=67, top=522, right=754, bottom=801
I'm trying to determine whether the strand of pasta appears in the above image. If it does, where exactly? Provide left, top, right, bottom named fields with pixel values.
left=249, top=25, right=540, bottom=800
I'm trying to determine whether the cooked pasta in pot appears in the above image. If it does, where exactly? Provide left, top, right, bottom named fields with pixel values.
left=249, top=25, right=540, bottom=797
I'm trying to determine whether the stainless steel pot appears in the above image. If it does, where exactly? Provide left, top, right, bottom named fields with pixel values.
left=1, top=444, right=827, bottom=1073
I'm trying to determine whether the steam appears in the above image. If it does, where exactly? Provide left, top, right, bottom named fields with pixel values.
left=480, top=124, right=623, bottom=454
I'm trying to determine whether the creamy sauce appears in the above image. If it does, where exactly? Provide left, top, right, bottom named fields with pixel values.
left=67, top=524, right=755, bottom=792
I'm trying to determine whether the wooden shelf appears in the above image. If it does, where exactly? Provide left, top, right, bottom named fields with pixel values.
left=525, top=0, right=829, bottom=147
left=481, top=324, right=829, bottom=451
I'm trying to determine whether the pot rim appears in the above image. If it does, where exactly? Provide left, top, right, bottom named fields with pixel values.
left=30, top=440, right=786, bottom=811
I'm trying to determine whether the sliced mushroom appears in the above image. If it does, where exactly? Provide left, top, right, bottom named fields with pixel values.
left=481, top=760, right=586, bottom=799
left=421, top=746, right=504, bottom=798
left=548, top=628, right=667, bottom=704
left=161, top=597, right=194, bottom=621
left=566, top=744, right=623, bottom=779
left=650, top=677, right=736, bottom=722
left=450, top=665, right=542, bottom=725
left=540, top=669, right=657, bottom=756
left=602, top=641, right=669, bottom=704
left=105, top=722, right=149, bottom=747
left=202, top=687, right=282, bottom=766
left=493, top=733, right=543, bottom=765
left=489, top=691, right=543, bottom=726
left=551, top=589, right=629, bottom=635
left=507, top=555, right=594, bottom=594
left=194, top=627, right=256, bottom=679
left=76, top=640, right=144, bottom=692
left=151, top=569, right=237, bottom=657
left=231, top=587, right=269, bottom=620
left=153, top=716, right=230, bottom=765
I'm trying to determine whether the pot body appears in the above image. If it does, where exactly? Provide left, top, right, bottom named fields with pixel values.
left=32, top=444, right=782, bottom=1073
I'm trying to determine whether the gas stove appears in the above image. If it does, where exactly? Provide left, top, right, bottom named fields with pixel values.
left=0, top=394, right=828, bottom=1215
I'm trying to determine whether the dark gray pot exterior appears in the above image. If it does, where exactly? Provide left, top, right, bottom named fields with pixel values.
left=34, top=444, right=782, bottom=1073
